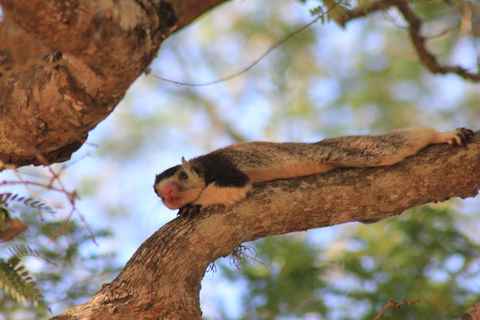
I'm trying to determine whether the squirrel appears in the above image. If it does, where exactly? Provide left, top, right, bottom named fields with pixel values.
left=154, top=126, right=474, bottom=218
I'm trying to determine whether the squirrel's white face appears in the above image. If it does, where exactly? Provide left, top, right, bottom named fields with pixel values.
left=154, top=159, right=205, bottom=209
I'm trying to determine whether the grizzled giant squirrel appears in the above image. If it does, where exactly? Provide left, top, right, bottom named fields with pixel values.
left=154, top=126, right=474, bottom=218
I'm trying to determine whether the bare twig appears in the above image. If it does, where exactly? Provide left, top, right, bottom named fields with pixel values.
left=164, top=45, right=247, bottom=143
left=373, top=298, right=421, bottom=320
left=395, top=1, right=480, bottom=81
left=150, top=14, right=324, bottom=86
left=1, top=165, right=97, bottom=244
left=230, top=244, right=263, bottom=271
left=337, top=0, right=480, bottom=81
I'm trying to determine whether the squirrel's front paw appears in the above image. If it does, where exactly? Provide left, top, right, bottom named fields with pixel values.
left=178, top=204, right=202, bottom=219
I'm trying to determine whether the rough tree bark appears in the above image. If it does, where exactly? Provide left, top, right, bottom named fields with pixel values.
left=48, top=133, right=480, bottom=319
left=0, top=0, right=227, bottom=168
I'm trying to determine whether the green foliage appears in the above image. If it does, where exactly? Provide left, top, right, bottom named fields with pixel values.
left=310, top=0, right=351, bottom=25
left=0, top=190, right=120, bottom=319
left=0, top=194, right=52, bottom=311
left=221, top=206, right=480, bottom=319
left=0, top=215, right=119, bottom=319
left=336, top=206, right=480, bottom=319
left=0, top=246, right=48, bottom=309
left=222, top=235, right=328, bottom=319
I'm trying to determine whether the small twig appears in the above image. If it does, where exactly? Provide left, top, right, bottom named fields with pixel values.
left=150, top=14, right=323, bottom=87
left=1, top=180, right=65, bottom=207
left=425, top=22, right=461, bottom=40
left=12, top=170, right=60, bottom=209
left=15, top=169, right=53, bottom=181
left=205, top=261, right=217, bottom=278
left=230, top=245, right=260, bottom=271
left=1, top=164, right=97, bottom=244
left=373, top=298, right=421, bottom=320
left=334, top=0, right=399, bottom=26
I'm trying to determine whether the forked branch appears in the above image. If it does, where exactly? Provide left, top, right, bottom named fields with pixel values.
left=336, top=0, right=480, bottom=81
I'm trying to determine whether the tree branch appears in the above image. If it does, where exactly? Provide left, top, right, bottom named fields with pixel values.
left=334, top=0, right=480, bottom=81
left=395, top=1, right=480, bottom=81
left=51, top=132, right=480, bottom=319
left=460, top=297, right=480, bottom=320
left=373, top=298, right=421, bottom=320
left=0, top=0, right=227, bottom=167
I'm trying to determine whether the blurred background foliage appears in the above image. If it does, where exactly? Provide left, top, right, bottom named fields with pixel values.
left=1, top=0, right=480, bottom=319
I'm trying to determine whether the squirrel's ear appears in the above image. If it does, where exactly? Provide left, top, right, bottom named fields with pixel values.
left=181, top=157, right=195, bottom=173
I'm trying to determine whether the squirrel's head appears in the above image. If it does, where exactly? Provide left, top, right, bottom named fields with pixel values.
left=154, top=157, right=205, bottom=210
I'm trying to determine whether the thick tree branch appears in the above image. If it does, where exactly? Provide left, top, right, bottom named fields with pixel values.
left=51, top=132, right=480, bottom=319
left=460, top=298, right=480, bottom=320
left=0, top=0, right=227, bottom=168
left=170, top=0, right=228, bottom=31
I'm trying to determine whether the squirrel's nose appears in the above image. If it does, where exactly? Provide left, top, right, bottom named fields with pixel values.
left=161, top=185, right=173, bottom=196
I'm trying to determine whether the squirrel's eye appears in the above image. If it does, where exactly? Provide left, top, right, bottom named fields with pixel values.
left=179, top=171, right=188, bottom=180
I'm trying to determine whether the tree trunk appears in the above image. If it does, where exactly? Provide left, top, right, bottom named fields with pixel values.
left=50, top=133, right=480, bottom=319
left=0, top=0, right=227, bottom=167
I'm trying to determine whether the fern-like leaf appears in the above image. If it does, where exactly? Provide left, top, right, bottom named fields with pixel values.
left=8, top=245, right=57, bottom=266
left=0, top=193, right=55, bottom=214
left=0, top=258, right=46, bottom=307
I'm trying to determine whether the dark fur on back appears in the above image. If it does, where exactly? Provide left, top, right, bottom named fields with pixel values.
left=191, top=153, right=250, bottom=188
